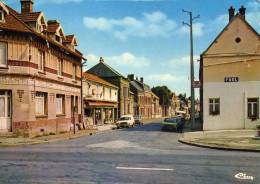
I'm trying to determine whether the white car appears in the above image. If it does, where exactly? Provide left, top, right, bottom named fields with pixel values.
left=116, top=115, right=135, bottom=128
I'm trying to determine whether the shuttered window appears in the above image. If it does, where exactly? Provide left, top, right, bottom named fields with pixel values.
left=35, top=92, right=47, bottom=116
left=0, top=42, right=7, bottom=67
left=56, top=94, right=65, bottom=115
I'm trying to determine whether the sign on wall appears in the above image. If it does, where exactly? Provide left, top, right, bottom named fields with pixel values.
left=224, top=77, right=239, bottom=83
left=192, top=81, right=201, bottom=88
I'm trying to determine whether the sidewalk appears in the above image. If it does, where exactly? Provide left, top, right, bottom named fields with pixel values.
left=0, top=129, right=97, bottom=147
left=179, top=130, right=260, bottom=152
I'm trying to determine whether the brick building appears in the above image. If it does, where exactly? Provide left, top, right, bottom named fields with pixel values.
left=0, top=1, right=84, bottom=136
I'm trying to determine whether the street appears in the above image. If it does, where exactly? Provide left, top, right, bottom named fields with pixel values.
left=0, top=121, right=259, bottom=184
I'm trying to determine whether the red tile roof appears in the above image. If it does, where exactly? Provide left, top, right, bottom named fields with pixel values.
left=0, top=6, right=31, bottom=33
left=83, top=72, right=118, bottom=89
left=0, top=4, right=84, bottom=60
left=17, top=12, right=41, bottom=22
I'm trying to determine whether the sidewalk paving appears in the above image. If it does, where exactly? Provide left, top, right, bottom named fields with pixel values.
left=179, top=130, right=260, bottom=152
left=0, top=129, right=97, bottom=147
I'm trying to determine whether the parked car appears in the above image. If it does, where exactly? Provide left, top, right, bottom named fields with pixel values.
left=116, top=115, right=135, bottom=128
left=134, top=115, right=143, bottom=125
left=161, top=116, right=185, bottom=132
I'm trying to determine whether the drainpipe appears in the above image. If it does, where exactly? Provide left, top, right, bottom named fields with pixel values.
left=81, top=59, right=87, bottom=128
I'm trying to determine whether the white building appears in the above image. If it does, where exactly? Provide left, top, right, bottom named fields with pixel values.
left=200, top=6, right=260, bottom=130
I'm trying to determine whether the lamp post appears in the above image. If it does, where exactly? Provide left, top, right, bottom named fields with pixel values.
left=182, top=9, right=200, bottom=130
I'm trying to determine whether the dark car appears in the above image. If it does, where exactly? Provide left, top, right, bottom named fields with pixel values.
left=161, top=116, right=185, bottom=132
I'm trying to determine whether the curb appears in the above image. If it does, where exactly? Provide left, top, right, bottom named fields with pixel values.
left=178, top=138, right=260, bottom=153
left=0, top=130, right=97, bottom=148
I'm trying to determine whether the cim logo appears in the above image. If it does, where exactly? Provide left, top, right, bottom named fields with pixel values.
left=234, top=173, right=254, bottom=181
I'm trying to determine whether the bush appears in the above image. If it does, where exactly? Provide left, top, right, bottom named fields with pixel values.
left=49, top=132, right=56, bottom=136
left=257, top=125, right=260, bottom=130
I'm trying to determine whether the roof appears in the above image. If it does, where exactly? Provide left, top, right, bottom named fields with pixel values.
left=64, top=35, right=78, bottom=45
left=17, top=12, right=41, bottom=22
left=88, top=61, right=125, bottom=78
left=83, top=72, right=118, bottom=89
left=0, top=3, right=84, bottom=60
left=202, top=14, right=260, bottom=56
left=0, top=5, right=31, bottom=33
left=130, top=81, right=143, bottom=92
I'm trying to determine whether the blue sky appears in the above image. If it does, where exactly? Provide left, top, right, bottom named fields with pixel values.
left=5, top=0, right=260, bottom=96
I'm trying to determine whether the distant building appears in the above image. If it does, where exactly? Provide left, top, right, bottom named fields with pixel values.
left=88, top=57, right=133, bottom=117
left=128, top=74, right=159, bottom=120
left=200, top=6, right=260, bottom=130
left=82, top=72, right=118, bottom=126
left=0, top=1, right=83, bottom=136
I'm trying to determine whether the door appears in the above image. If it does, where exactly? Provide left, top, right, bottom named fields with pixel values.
left=0, top=91, right=11, bottom=132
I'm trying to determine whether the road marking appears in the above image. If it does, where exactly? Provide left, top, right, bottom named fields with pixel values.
left=116, top=166, right=174, bottom=171
left=234, top=173, right=254, bottom=181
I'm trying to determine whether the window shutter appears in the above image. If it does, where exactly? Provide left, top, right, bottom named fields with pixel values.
left=0, top=43, right=6, bottom=65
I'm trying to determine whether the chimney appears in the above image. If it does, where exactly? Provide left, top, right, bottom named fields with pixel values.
left=228, top=6, right=235, bottom=22
left=99, top=57, right=104, bottom=63
left=127, top=74, right=134, bottom=81
left=239, top=5, right=246, bottom=19
left=140, top=77, right=144, bottom=83
left=20, top=0, right=34, bottom=14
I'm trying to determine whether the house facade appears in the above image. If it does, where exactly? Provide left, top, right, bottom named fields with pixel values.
left=0, top=1, right=83, bottom=136
left=128, top=74, right=158, bottom=120
left=82, top=72, right=118, bottom=126
left=88, top=57, right=133, bottom=117
left=200, top=6, right=260, bottom=130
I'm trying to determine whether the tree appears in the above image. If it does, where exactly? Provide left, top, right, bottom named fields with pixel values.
left=152, top=86, right=172, bottom=106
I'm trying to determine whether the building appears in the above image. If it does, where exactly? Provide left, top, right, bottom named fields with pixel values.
left=88, top=57, right=133, bottom=117
left=128, top=74, right=157, bottom=120
left=200, top=6, right=260, bottom=130
left=151, top=92, right=162, bottom=118
left=0, top=1, right=84, bottom=136
left=82, top=72, right=118, bottom=126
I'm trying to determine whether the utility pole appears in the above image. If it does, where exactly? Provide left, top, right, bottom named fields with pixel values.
left=182, top=9, right=200, bottom=130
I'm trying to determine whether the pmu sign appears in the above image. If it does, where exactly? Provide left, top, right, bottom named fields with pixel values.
left=192, top=81, right=201, bottom=88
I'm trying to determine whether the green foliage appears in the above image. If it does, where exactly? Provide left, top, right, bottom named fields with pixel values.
left=256, top=125, right=260, bottom=130
left=152, top=86, right=172, bottom=106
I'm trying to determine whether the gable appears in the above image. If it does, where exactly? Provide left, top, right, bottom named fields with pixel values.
left=204, top=16, right=260, bottom=56
left=88, top=62, right=124, bottom=78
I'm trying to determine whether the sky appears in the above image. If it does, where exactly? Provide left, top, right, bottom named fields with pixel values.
left=5, top=0, right=260, bottom=96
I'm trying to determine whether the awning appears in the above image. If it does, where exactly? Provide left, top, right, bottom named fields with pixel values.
left=84, top=101, right=118, bottom=108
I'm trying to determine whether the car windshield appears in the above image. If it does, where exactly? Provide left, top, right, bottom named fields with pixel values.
left=164, top=118, right=177, bottom=123
left=119, top=117, right=131, bottom=120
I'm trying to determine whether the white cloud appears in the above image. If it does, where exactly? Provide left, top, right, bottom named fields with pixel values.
left=179, top=23, right=204, bottom=37
left=168, top=55, right=200, bottom=67
left=86, top=52, right=150, bottom=69
left=147, top=74, right=179, bottom=82
left=83, top=11, right=177, bottom=40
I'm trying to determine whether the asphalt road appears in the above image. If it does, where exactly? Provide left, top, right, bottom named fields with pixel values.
left=0, top=121, right=259, bottom=184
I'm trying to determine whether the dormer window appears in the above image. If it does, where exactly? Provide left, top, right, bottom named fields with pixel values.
left=0, top=10, right=5, bottom=22
left=56, top=35, right=62, bottom=43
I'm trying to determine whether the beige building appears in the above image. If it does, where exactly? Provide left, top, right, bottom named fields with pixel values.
left=88, top=57, right=134, bottom=117
left=82, top=72, right=118, bottom=126
left=0, top=1, right=83, bottom=136
left=200, top=6, right=260, bottom=130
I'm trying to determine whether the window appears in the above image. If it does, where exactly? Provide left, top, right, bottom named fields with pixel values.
left=123, top=87, right=128, bottom=98
left=73, top=64, right=76, bottom=80
left=248, top=98, right=259, bottom=120
left=38, top=50, right=45, bottom=71
left=56, top=94, right=65, bottom=115
left=209, top=98, right=220, bottom=115
left=75, top=96, right=78, bottom=113
left=57, top=58, right=63, bottom=76
left=0, top=42, right=7, bottom=67
left=0, top=10, right=4, bottom=22
left=35, top=92, right=47, bottom=116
